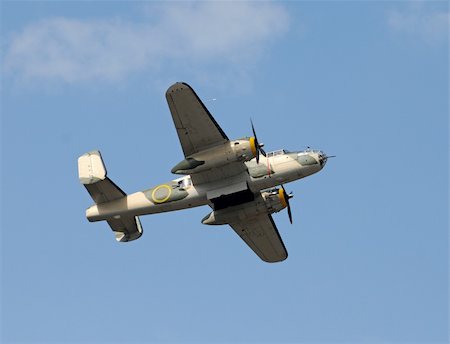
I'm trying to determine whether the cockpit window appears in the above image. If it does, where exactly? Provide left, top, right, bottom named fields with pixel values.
left=267, top=149, right=289, bottom=157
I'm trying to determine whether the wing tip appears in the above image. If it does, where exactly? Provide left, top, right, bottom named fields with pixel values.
left=261, top=251, right=288, bottom=263
left=166, top=81, right=193, bottom=96
left=164, top=81, right=229, bottom=141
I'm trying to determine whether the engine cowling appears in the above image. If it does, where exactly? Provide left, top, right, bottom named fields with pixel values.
left=171, top=138, right=257, bottom=174
left=261, top=188, right=288, bottom=214
left=202, top=188, right=288, bottom=225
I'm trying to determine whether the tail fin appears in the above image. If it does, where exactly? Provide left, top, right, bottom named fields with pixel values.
left=78, top=150, right=143, bottom=242
left=78, top=150, right=126, bottom=204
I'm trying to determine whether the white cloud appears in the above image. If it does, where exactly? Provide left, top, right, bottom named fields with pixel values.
left=3, top=2, right=289, bottom=85
left=387, top=3, right=449, bottom=44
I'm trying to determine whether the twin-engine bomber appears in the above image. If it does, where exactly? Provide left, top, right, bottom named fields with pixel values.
left=79, top=82, right=332, bottom=262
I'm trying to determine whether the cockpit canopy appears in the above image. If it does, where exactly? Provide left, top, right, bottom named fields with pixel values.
left=265, top=148, right=327, bottom=167
left=266, top=149, right=290, bottom=157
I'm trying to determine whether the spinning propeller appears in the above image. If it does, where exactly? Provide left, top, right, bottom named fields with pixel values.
left=250, top=119, right=266, bottom=163
left=280, top=185, right=294, bottom=224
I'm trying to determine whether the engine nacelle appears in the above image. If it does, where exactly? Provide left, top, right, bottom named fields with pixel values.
left=171, top=138, right=257, bottom=174
left=202, top=188, right=288, bottom=225
left=262, top=188, right=288, bottom=214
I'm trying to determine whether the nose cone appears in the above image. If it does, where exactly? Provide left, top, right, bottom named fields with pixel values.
left=318, top=151, right=328, bottom=167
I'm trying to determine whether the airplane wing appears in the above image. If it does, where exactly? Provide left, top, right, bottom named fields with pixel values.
left=166, top=82, right=247, bottom=185
left=229, top=214, right=288, bottom=263
left=166, top=82, right=228, bottom=157
left=165, top=83, right=286, bottom=261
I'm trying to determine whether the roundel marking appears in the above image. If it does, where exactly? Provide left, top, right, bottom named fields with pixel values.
left=151, top=184, right=172, bottom=204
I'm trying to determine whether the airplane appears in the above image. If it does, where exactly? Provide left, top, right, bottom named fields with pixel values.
left=78, top=82, right=331, bottom=262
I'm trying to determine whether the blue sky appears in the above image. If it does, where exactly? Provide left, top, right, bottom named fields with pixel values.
left=1, top=1, right=448, bottom=343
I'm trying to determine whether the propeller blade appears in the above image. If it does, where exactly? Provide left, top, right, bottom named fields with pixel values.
left=260, top=147, right=267, bottom=157
left=281, top=185, right=293, bottom=224
left=251, top=119, right=257, bottom=137
left=287, top=204, right=293, bottom=224
left=250, top=119, right=261, bottom=163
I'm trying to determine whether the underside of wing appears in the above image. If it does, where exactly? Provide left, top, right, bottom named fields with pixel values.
left=229, top=214, right=288, bottom=263
left=166, top=82, right=228, bottom=157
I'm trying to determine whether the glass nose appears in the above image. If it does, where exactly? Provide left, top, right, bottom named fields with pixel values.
left=318, top=151, right=327, bottom=166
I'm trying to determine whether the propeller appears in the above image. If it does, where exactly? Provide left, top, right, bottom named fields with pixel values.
left=280, top=185, right=294, bottom=224
left=250, top=119, right=266, bottom=163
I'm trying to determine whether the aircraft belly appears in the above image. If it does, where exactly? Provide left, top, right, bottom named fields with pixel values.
left=206, top=180, right=248, bottom=200
left=248, top=160, right=302, bottom=190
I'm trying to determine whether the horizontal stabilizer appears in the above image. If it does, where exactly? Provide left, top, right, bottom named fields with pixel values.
left=78, top=150, right=126, bottom=204
left=107, top=216, right=143, bottom=242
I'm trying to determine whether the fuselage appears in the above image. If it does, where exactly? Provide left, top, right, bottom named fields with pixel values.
left=86, top=148, right=326, bottom=222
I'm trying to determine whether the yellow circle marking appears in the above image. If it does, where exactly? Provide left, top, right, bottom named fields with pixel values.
left=151, top=184, right=172, bottom=204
